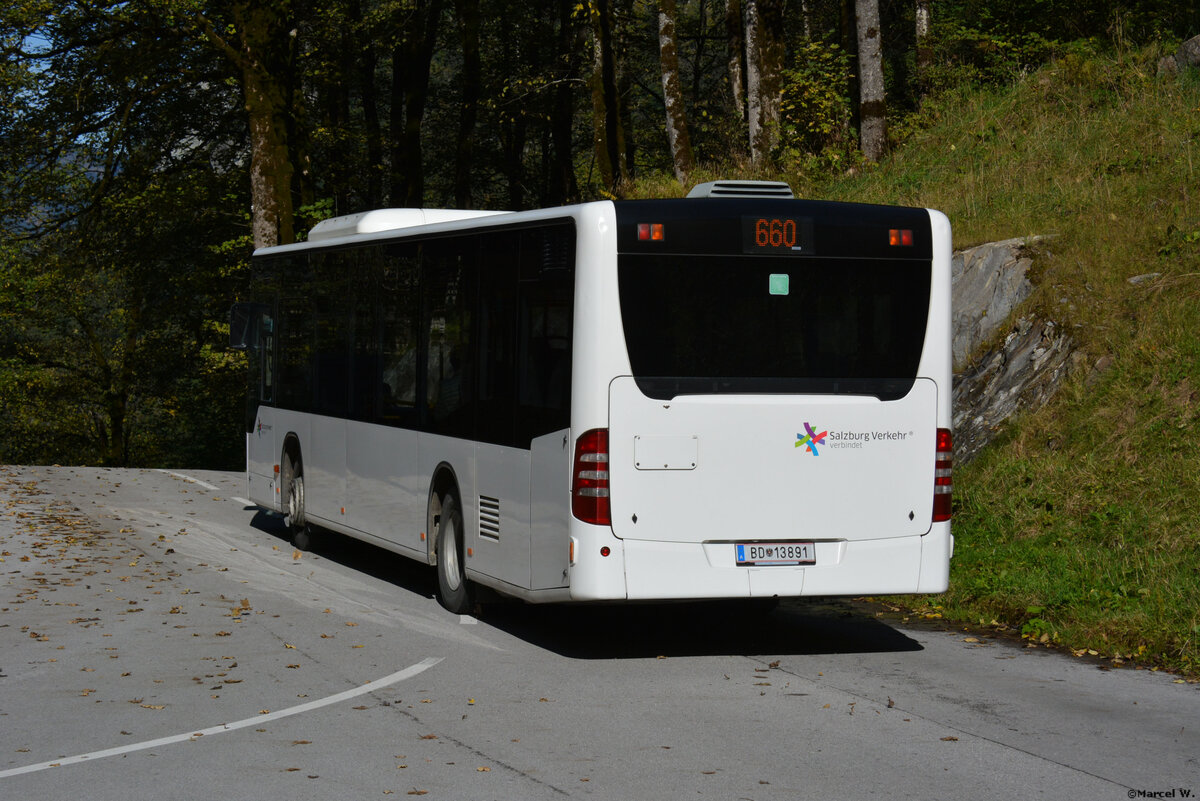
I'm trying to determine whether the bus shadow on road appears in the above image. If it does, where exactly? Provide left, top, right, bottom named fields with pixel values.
left=249, top=513, right=442, bottom=600
left=249, top=513, right=921, bottom=659
left=477, top=598, right=923, bottom=660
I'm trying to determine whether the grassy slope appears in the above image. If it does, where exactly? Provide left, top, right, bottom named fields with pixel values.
left=818, top=48, right=1200, bottom=674
left=640, top=46, right=1200, bottom=673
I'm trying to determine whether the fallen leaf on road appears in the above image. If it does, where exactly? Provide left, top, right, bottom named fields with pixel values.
left=941, top=736, right=958, bottom=742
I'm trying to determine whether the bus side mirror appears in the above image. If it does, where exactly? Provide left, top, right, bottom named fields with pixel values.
left=229, top=303, right=268, bottom=350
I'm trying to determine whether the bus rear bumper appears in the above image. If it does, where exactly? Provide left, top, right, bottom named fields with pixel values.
left=611, top=528, right=949, bottom=601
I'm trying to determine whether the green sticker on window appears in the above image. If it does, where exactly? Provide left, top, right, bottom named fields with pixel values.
left=769, top=274, right=790, bottom=295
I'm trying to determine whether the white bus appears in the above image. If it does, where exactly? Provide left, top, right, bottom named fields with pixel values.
left=230, top=181, right=953, bottom=614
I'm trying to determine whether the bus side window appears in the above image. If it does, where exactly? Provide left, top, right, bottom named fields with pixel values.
left=260, top=312, right=275, bottom=403
left=516, top=225, right=574, bottom=444
left=351, top=247, right=382, bottom=423
left=475, top=231, right=519, bottom=447
left=423, top=237, right=477, bottom=438
left=276, top=254, right=315, bottom=414
left=379, top=243, right=420, bottom=424
left=312, top=250, right=351, bottom=419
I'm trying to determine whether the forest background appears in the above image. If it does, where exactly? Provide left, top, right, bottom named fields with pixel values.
left=2, top=1, right=1199, bottom=671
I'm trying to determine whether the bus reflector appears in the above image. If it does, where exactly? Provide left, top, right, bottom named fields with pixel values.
left=933, top=428, right=952, bottom=522
left=889, top=228, right=914, bottom=246
left=637, top=223, right=665, bottom=241
left=572, top=428, right=611, bottom=526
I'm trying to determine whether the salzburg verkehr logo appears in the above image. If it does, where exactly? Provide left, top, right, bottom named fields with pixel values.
left=795, top=422, right=829, bottom=455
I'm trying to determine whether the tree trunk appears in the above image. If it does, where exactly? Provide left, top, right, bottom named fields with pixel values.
left=390, top=0, right=443, bottom=207
left=195, top=1, right=296, bottom=249
left=357, top=0, right=384, bottom=209
left=591, top=0, right=626, bottom=194
left=725, top=0, right=745, bottom=122
left=616, top=0, right=635, bottom=182
left=855, top=0, right=886, bottom=162
left=549, top=0, right=581, bottom=205
left=657, top=0, right=694, bottom=183
left=501, top=115, right=528, bottom=209
left=389, top=39, right=407, bottom=205
left=244, top=71, right=294, bottom=248
left=745, top=0, right=783, bottom=164
left=453, top=0, right=481, bottom=208
left=915, top=0, right=932, bottom=104
left=744, top=0, right=762, bottom=160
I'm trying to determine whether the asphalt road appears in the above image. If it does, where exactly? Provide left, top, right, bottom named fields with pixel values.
left=1, top=465, right=1196, bottom=800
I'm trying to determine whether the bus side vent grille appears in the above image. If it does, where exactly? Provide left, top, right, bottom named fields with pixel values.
left=479, top=495, right=501, bottom=540
left=686, top=180, right=794, bottom=199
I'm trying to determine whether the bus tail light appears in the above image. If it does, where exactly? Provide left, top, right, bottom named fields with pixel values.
left=933, top=428, right=952, bottom=522
left=572, top=428, right=611, bottom=526
left=637, top=223, right=665, bottom=241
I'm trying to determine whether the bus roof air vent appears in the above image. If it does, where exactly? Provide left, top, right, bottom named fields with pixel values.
left=686, top=180, right=794, bottom=199
left=307, top=208, right=510, bottom=243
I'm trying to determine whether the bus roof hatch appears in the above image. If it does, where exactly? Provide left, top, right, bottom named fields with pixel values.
left=686, top=180, right=794, bottom=199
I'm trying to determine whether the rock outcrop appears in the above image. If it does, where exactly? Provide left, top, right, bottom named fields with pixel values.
left=1158, top=34, right=1200, bottom=77
left=951, top=237, right=1035, bottom=367
left=949, top=238, right=1077, bottom=464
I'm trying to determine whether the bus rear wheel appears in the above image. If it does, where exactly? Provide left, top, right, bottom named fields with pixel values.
left=435, top=493, right=473, bottom=614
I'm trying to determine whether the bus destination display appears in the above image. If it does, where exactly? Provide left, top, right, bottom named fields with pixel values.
left=741, top=216, right=814, bottom=255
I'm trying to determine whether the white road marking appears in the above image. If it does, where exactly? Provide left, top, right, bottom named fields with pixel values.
left=232, top=497, right=254, bottom=507
left=0, top=657, right=443, bottom=779
left=157, top=469, right=221, bottom=493
left=459, top=615, right=478, bottom=625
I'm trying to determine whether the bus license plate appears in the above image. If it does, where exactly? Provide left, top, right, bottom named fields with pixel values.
left=735, top=542, right=816, bottom=566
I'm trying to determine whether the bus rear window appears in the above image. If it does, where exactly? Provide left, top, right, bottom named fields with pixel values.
left=617, top=254, right=931, bottom=401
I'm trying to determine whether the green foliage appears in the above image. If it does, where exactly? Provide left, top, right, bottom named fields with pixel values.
left=817, top=45, right=1200, bottom=674
left=777, top=42, right=856, bottom=169
left=0, top=161, right=248, bottom=468
left=924, top=20, right=1060, bottom=91
left=0, top=1, right=248, bottom=468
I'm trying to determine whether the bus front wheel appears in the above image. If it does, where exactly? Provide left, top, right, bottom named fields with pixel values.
left=435, top=493, right=473, bottom=614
